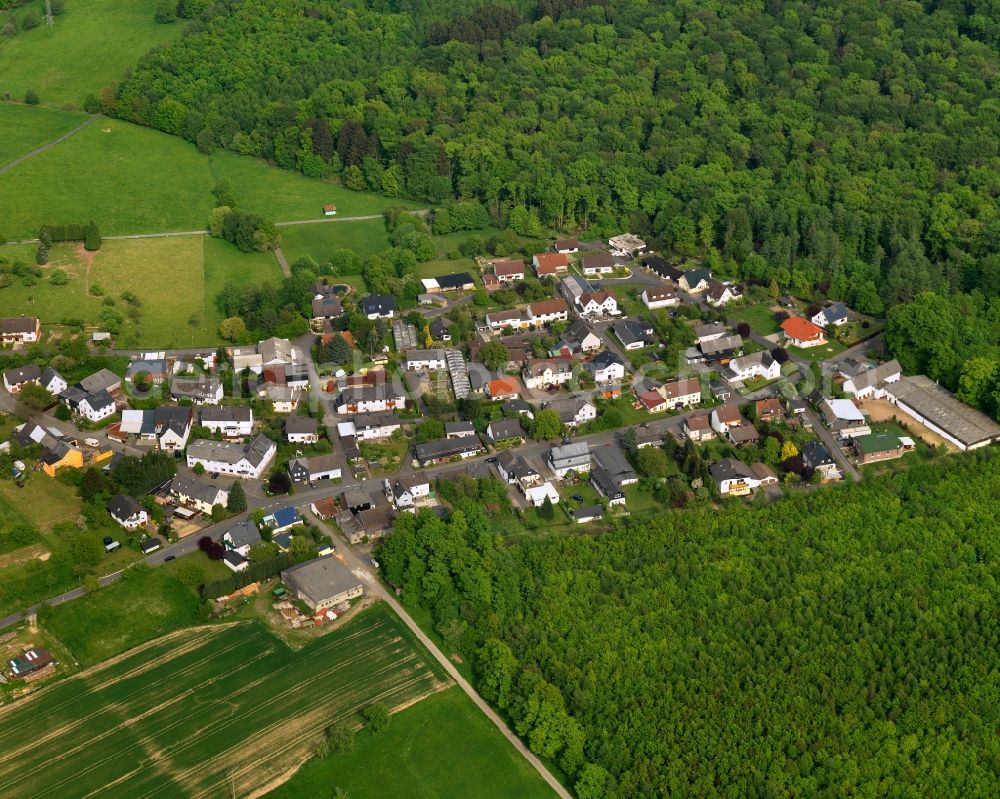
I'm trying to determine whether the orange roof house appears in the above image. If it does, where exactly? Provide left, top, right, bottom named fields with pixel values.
left=780, top=317, right=826, bottom=347
left=532, top=252, right=569, bottom=276
left=486, top=376, right=522, bottom=401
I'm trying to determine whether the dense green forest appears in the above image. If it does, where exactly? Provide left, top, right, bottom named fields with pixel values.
left=379, top=452, right=1000, bottom=797
left=114, top=0, right=1000, bottom=415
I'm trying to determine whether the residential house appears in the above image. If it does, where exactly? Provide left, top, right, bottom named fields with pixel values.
left=679, top=268, right=712, bottom=293
left=576, top=289, right=618, bottom=317
left=68, top=389, right=116, bottom=423
left=170, top=475, right=229, bottom=514
left=125, top=359, right=168, bottom=385
left=559, top=274, right=591, bottom=305
left=852, top=432, right=914, bottom=464
left=642, top=256, right=683, bottom=282
left=570, top=505, right=604, bottom=524
left=0, top=316, right=40, bottom=344
left=3, top=364, right=40, bottom=393
left=811, top=302, right=849, bottom=327
left=684, top=413, right=715, bottom=442
left=40, top=440, right=84, bottom=478
left=699, top=334, right=744, bottom=361
left=819, top=398, right=871, bottom=439
left=633, top=425, right=664, bottom=448
left=421, top=272, right=474, bottom=293
left=285, top=415, right=319, bottom=444
left=311, top=294, right=344, bottom=321
left=559, top=320, right=602, bottom=354
left=335, top=385, right=406, bottom=414
left=496, top=451, right=541, bottom=488
left=341, top=412, right=403, bottom=441
left=78, top=368, right=122, bottom=399
left=485, top=309, right=526, bottom=332
left=726, top=422, right=760, bottom=446
left=532, top=252, right=569, bottom=277
left=705, top=281, right=741, bottom=307
left=107, top=494, right=148, bottom=530
left=231, top=346, right=264, bottom=374
left=590, top=467, right=626, bottom=506
left=608, top=234, right=647, bottom=258
left=725, top=351, right=780, bottom=382
left=660, top=378, right=702, bottom=410
left=262, top=506, right=305, bottom=536
left=405, top=349, right=447, bottom=372
left=710, top=404, right=744, bottom=434
left=755, top=398, right=783, bottom=424
left=413, top=437, right=484, bottom=466
left=527, top=298, right=570, bottom=326
left=185, top=434, right=276, bottom=479
left=524, top=481, right=561, bottom=507
left=694, top=322, right=727, bottom=344
left=222, top=519, right=263, bottom=556
left=201, top=406, right=253, bottom=439
left=170, top=376, right=224, bottom=405
left=485, top=418, right=524, bottom=445
left=584, top=350, right=626, bottom=385
left=710, top=458, right=759, bottom=496
left=428, top=318, right=452, bottom=342
left=310, top=496, right=339, bottom=520
left=581, top=251, right=616, bottom=276
left=612, top=319, right=654, bottom=350
left=554, top=239, right=580, bottom=254
left=883, top=375, right=1000, bottom=451
left=548, top=441, right=590, bottom=478
left=638, top=389, right=669, bottom=414
left=359, top=294, right=396, bottom=320
left=493, top=259, right=525, bottom=283
left=486, top=376, right=522, bottom=401
left=40, top=368, right=67, bottom=396
left=841, top=359, right=901, bottom=399
left=119, top=407, right=193, bottom=451
left=710, top=380, right=732, bottom=402
left=384, top=475, right=431, bottom=511
left=282, top=556, right=364, bottom=611
left=547, top=397, right=597, bottom=428
left=287, top=453, right=341, bottom=483
left=502, top=398, right=535, bottom=419
left=523, top=359, right=574, bottom=391
left=640, top=283, right=679, bottom=309
left=801, top=441, right=840, bottom=480
left=781, top=317, right=826, bottom=348
left=224, top=551, right=250, bottom=573
left=481, top=272, right=501, bottom=291
left=593, top=446, right=638, bottom=486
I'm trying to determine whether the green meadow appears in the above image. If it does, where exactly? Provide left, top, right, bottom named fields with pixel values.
left=0, top=0, right=184, bottom=107
left=0, top=103, right=87, bottom=166
left=0, top=116, right=420, bottom=239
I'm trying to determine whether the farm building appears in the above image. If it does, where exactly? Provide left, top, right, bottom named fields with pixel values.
left=281, top=556, right=364, bottom=611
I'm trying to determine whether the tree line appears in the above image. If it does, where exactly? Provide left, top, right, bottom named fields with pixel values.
left=378, top=452, right=1000, bottom=797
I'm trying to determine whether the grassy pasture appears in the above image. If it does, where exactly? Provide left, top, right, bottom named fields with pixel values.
left=2, top=604, right=447, bottom=799
left=267, top=685, right=557, bottom=799
left=279, top=217, right=392, bottom=264
left=0, top=103, right=87, bottom=166
left=0, top=116, right=413, bottom=239
left=0, top=236, right=283, bottom=346
left=0, top=0, right=184, bottom=107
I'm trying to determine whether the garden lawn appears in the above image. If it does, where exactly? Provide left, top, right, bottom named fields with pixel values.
left=41, top=569, right=201, bottom=667
left=0, top=475, right=80, bottom=534
left=279, top=217, right=392, bottom=263
left=266, top=685, right=556, bottom=799
left=730, top=302, right=781, bottom=335
left=0, top=104, right=87, bottom=166
left=210, top=151, right=420, bottom=220
left=789, top=340, right=847, bottom=362
left=0, top=0, right=185, bottom=107
left=417, top=257, right=476, bottom=278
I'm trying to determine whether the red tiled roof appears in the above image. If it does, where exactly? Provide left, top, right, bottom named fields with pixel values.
left=488, top=377, right=521, bottom=398
left=533, top=253, right=569, bottom=272
left=528, top=298, right=568, bottom=317
left=494, top=260, right=525, bottom=276
left=781, top=316, right=824, bottom=341
left=663, top=378, right=700, bottom=398
left=639, top=390, right=666, bottom=411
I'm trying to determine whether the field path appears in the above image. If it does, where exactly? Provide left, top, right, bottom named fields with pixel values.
left=0, top=116, right=95, bottom=176
left=273, top=246, right=291, bottom=277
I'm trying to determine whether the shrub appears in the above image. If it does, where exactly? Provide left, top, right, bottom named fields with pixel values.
left=24, top=89, right=39, bottom=105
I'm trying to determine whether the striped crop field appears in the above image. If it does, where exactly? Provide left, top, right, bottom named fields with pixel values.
left=0, top=605, right=448, bottom=799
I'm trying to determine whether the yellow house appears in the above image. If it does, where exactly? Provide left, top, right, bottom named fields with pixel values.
left=41, top=444, right=84, bottom=478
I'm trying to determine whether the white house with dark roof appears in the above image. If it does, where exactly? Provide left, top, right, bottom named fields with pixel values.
left=584, top=350, right=626, bottom=384
left=3, top=364, right=41, bottom=393
left=548, top=441, right=591, bottom=478
left=171, top=475, right=229, bottom=514
left=40, top=368, right=67, bottom=396
left=285, top=415, right=319, bottom=444
left=200, top=406, right=253, bottom=438
left=186, top=434, right=276, bottom=479
left=107, top=494, right=147, bottom=530
left=640, top=283, right=679, bottom=309
left=811, top=302, right=849, bottom=327
left=0, top=316, right=40, bottom=344
left=222, top=519, right=263, bottom=557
